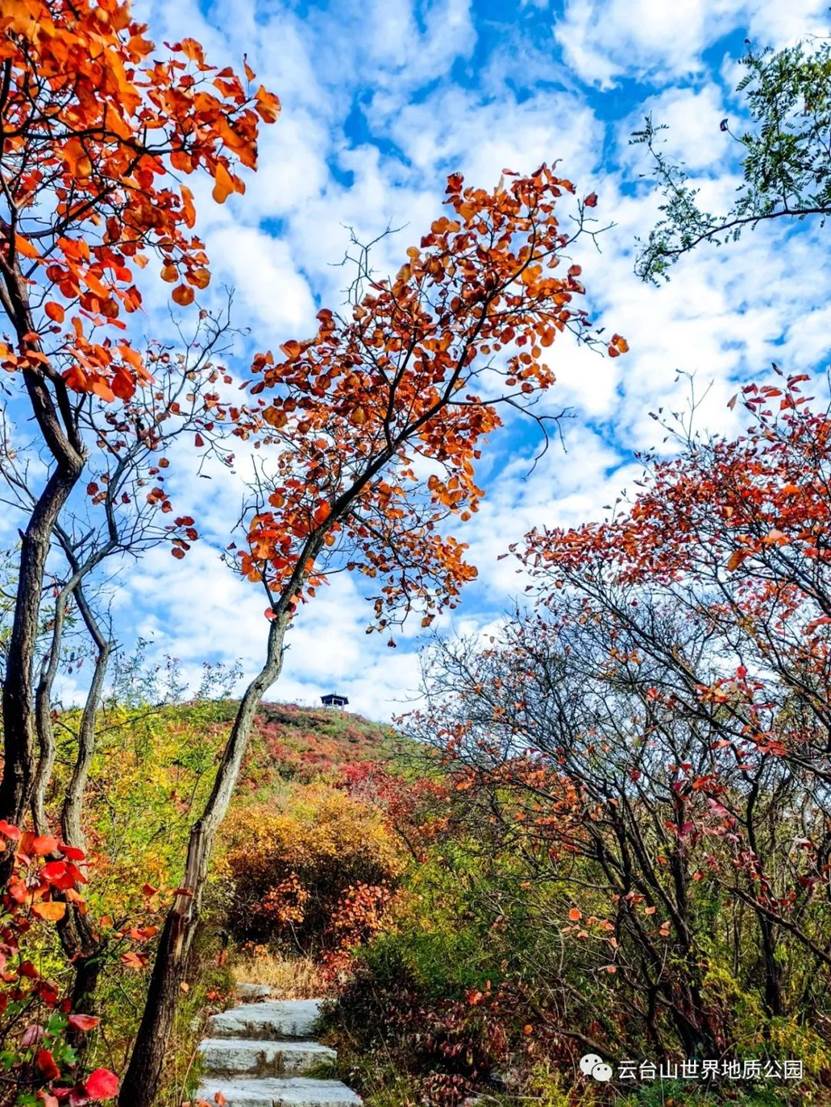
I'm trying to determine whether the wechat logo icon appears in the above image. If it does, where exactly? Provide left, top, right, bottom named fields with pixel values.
left=580, top=1053, right=613, bottom=1082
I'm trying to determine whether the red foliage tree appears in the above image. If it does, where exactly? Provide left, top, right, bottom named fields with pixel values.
left=523, top=372, right=831, bottom=792
left=517, top=372, right=831, bottom=1032
left=406, top=374, right=831, bottom=1069
left=126, top=165, right=617, bottom=1107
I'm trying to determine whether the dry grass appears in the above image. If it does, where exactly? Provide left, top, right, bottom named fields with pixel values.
left=231, top=951, right=333, bottom=999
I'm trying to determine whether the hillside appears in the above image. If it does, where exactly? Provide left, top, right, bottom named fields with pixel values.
left=242, top=702, right=408, bottom=783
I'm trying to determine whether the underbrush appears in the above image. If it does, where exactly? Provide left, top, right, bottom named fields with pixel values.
left=231, top=951, right=332, bottom=998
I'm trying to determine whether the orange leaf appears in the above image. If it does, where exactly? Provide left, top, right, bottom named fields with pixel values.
left=32, top=901, right=66, bottom=922
left=212, top=162, right=235, bottom=204
left=172, top=284, right=195, bottom=307
left=90, top=376, right=116, bottom=402
left=726, top=549, right=748, bottom=571
left=181, top=185, right=196, bottom=228
left=255, top=85, right=281, bottom=124
left=189, top=267, right=211, bottom=290
left=32, top=834, right=58, bottom=857
left=178, top=38, right=206, bottom=64
left=111, top=366, right=135, bottom=401
left=45, top=301, right=65, bottom=323
left=14, top=234, right=41, bottom=259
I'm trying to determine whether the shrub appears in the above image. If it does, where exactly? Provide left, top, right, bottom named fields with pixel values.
left=221, top=784, right=403, bottom=950
left=327, top=953, right=511, bottom=1107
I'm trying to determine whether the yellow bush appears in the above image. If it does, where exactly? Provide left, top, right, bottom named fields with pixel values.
left=221, top=783, right=403, bottom=950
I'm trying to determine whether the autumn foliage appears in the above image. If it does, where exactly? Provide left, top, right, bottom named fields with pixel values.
left=0, top=2, right=279, bottom=1102
left=0, top=0, right=277, bottom=398
left=0, top=821, right=118, bottom=1105
left=241, top=166, right=605, bottom=629
left=340, top=375, right=831, bottom=1105
left=0, top=4, right=667, bottom=1107
left=222, top=785, right=403, bottom=952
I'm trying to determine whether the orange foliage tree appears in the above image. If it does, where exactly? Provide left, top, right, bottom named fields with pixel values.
left=124, top=166, right=617, bottom=1107
left=0, top=0, right=278, bottom=831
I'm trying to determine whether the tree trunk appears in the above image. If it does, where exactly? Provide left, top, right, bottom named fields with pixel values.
left=60, top=583, right=111, bottom=851
left=118, top=613, right=289, bottom=1107
left=56, top=583, right=112, bottom=1041
left=32, top=585, right=71, bottom=835
left=0, top=368, right=85, bottom=833
left=758, top=914, right=785, bottom=1018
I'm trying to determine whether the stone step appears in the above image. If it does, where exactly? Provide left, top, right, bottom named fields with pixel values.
left=208, top=1000, right=323, bottom=1041
left=194, top=1077, right=361, bottom=1107
left=199, top=1038, right=336, bottom=1078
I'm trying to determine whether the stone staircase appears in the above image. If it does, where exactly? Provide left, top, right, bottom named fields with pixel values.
left=195, top=989, right=361, bottom=1107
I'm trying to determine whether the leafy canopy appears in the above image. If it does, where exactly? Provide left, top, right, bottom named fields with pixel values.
left=0, top=0, right=278, bottom=399
left=635, top=39, right=831, bottom=282
left=243, top=167, right=623, bottom=632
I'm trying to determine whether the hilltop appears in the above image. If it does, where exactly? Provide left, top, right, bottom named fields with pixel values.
left=245, top=702, right=406, bottom=782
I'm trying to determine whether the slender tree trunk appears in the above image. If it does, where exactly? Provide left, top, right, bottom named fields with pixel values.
left=56, top=583, right=112, bottom=1038
left=60, top=584, right=111, bottom=850
left=32, top=585, right=71, bottom=834
left=758, top=914, right=785, bottom=1017
left=118, top=613, right=289, bottom=1107
left=0, top=368, right=85, bottom=833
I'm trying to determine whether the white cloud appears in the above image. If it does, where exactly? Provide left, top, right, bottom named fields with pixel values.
left=554, top=0, right=829, bottom=88
left=208, top=226, right=317, bottom=334
left=380, top=84, right=603, bottom=185
left=617, top=84, right=731, bottom=173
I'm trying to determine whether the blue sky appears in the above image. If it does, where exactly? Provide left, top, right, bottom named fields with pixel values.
left=7, top=0, right=831, bottom=719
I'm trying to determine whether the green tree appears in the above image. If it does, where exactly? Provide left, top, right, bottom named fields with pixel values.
left=635, top=38, right=831, bottom=282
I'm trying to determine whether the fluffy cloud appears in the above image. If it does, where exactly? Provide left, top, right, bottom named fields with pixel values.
left=553, top=0, right=829, bottom=88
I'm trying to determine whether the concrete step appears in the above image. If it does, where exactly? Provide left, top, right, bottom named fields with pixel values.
left=199, top=1038, right=336, bottom=1078
left=208, top=1000, right=323, bottom=1041
left=194, top=1077, right=362, bottom=1107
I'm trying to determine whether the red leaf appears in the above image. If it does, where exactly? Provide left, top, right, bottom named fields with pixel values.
left=68, top=1013, right=100, bottom=1032
left=58, top=842, right=86, bottom=861
left=84, top=1068, right=120, bottom=1099
left=36, top=1048, right=61, bottom=1080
